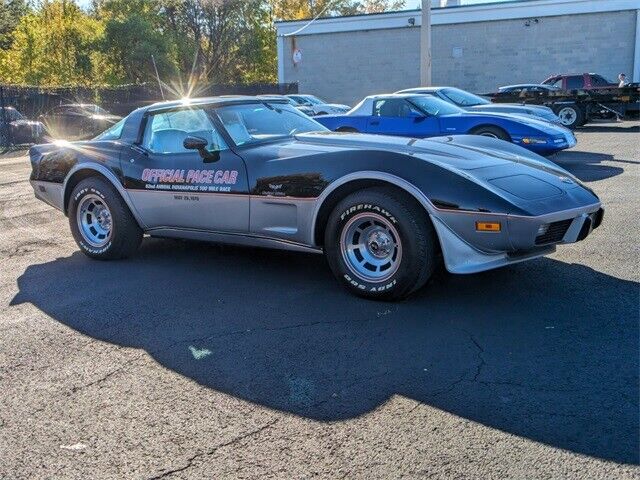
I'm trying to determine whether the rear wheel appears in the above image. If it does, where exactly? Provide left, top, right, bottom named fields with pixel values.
left=471, top=126, right=510, bottom=141
left=324, top=187, right=438, bottom=300
left=555, top=105, right=584, bottom=129
left=68, top=177, right=142, bottom=260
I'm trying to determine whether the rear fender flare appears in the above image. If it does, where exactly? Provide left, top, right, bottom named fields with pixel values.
left=63, top=163, right=146, bottom=228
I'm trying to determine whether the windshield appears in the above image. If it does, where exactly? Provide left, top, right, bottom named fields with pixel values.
left=303, top=95, right=326, bottom=105
left=94, top=117, right=125, bottom=140
left=214, top=102, right=327, bottom=146
left=408, top=96, right=464, bottom=116
left=81, top=105, right=109, bottom=115
left=2, top=108, right=24, bottom=121
left=440, top=88, right=489, bottom=106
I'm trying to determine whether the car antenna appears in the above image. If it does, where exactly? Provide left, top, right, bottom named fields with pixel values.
left=151, top=55, right=165, bottom=101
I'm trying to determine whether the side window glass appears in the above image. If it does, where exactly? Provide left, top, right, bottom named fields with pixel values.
left=142, top=109, right=228, bottom=154
left=566, top=76, right=582, bottom=89
left=373, top=99, right=412, bottom=117
left=590, top=75, right=607, bottom=87
left=551, top=79, right=563, bottom=88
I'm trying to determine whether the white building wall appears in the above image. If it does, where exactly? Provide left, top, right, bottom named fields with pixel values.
left=278, top=4, right=638, bottom=106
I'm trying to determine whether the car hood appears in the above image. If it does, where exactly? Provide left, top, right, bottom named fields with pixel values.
left=289, top=131, right=595, bottom=214
left=468, top=103, right=558, bottom=120
left=294, top=131, right=569, bottom=173
left=322, top=103, right=351, bottom=110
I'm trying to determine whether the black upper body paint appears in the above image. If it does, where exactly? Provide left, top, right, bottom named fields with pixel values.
left=29, top=98, right=599, bottom=218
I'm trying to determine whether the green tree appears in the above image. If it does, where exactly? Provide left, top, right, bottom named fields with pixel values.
left=0, top=0, right=29, bottom=49
left=94, top=0, right=177, bottom=84
left=0, top=0, right=102, bottom=86
left=271, top=0, right=405, bottom=20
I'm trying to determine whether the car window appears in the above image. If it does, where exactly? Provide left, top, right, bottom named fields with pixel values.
left=307, top=96, right=327, bottom=105
left=289, top=96, right=308, bottom=105
left=94, top=118, right=126, bottom=141
left=373, top=99, right=422, bottom=117
left=566, top=76, right=583, bottom=89
left=548, top=79, right=562, bottom=88
left=214, top=102, right=326, bottom=146
left=408, top=96, right=464, bottom=116
left=142, top=108, right=228, bottom=154
left=440, top=88, right=489, bottom=106
left=2, top=108, right=23, bottom=121
left=590, top=75, right=611, bottom=87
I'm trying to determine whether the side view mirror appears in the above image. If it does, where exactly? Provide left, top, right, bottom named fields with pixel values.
left=183, top=136, right=219, bottom=163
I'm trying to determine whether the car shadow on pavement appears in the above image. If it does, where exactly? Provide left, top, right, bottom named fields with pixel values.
left=551, top=150, right=632, bottom=182
left=10, top=238, right=640, bottom=465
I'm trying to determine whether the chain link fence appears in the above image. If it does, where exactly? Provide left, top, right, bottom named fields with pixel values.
left=0, top=82, right=298, bottom=151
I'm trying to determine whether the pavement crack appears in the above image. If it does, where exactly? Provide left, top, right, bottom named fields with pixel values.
left=147, top=419, right=279, bottom=479
left=70, top=354, right=144, bottom=393
left=152, top=317, right=367, bottom=357
left=466, top=331, right=486, bottom=382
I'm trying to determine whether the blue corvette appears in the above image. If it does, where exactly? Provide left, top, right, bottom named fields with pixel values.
left=315, top=94, right=576, bottom=155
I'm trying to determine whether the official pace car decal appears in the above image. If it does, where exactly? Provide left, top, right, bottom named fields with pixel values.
left=141, top=168, right=238, bottom=193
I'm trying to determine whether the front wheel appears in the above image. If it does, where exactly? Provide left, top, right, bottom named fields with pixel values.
left=471, top=126, right=510, bottom=141
left=68, top=177, right=142, bottom=260
left=324, top=187, right=438, bottom=300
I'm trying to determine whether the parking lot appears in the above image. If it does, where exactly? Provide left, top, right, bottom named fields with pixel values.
left=0, top=122, right=638, bottom=479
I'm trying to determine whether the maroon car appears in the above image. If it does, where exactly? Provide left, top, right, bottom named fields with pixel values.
left=542, top=73, right=617, bottom=90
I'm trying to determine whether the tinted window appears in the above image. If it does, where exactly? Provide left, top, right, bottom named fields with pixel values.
left=503, top=87, right=522, bottom=93
left=590, top=75, right=611, bottom=87
left=373, top=99, right=422, bottom=117
left=215, top=102, right=326, bottom=146
left=440, top=88, right=489, bottom=106
left=1, top=108, right=23, bottom=121
left=408, top=96, right=464, bottom=116
left=94, top=118, right=126, bottom=141
left=301, top=95, right=326, bottom=105
left=566, top=76, right=583, bottom=89
left=142, top=108, right=228, bottom=154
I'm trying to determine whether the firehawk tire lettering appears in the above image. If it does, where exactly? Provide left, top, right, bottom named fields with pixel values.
left=325, top=187, right=437, bottom=301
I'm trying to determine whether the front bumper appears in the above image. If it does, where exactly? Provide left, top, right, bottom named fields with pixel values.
left=431, top=203, right=603, bottom=274
left=514, top=131, right=577, bottom=154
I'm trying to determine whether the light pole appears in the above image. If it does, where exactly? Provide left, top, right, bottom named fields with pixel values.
left=420, top=0, right=432, bottom=86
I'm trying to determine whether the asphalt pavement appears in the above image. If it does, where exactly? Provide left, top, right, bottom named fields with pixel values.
left=0, top=121, right=638, bottom=479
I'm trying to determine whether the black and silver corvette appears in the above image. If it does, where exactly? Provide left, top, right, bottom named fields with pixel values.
left=29, top=96, right=603, bottom=300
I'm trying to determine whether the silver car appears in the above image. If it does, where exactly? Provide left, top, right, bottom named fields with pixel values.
left=286, top=94, right=351, bottom=116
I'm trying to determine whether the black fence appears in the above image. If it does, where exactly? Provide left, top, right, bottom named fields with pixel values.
left=0, top=82, right=298, bottom=149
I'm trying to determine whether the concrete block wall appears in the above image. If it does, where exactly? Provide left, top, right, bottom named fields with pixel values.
left=282, top=10, right=637, bottom=106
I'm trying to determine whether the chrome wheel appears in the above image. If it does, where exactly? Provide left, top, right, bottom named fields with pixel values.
left=558, top=107, right=577, bottom=126
left=340, top=213, right=402, bottom=283
left=76, top=194, right=112, bottom=247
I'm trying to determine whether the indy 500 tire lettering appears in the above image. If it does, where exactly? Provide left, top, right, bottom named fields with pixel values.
left=68, top=178, right=142, bottom=260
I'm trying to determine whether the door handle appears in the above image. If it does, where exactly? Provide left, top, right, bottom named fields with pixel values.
left=370, top=121, right=380, bottom=126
